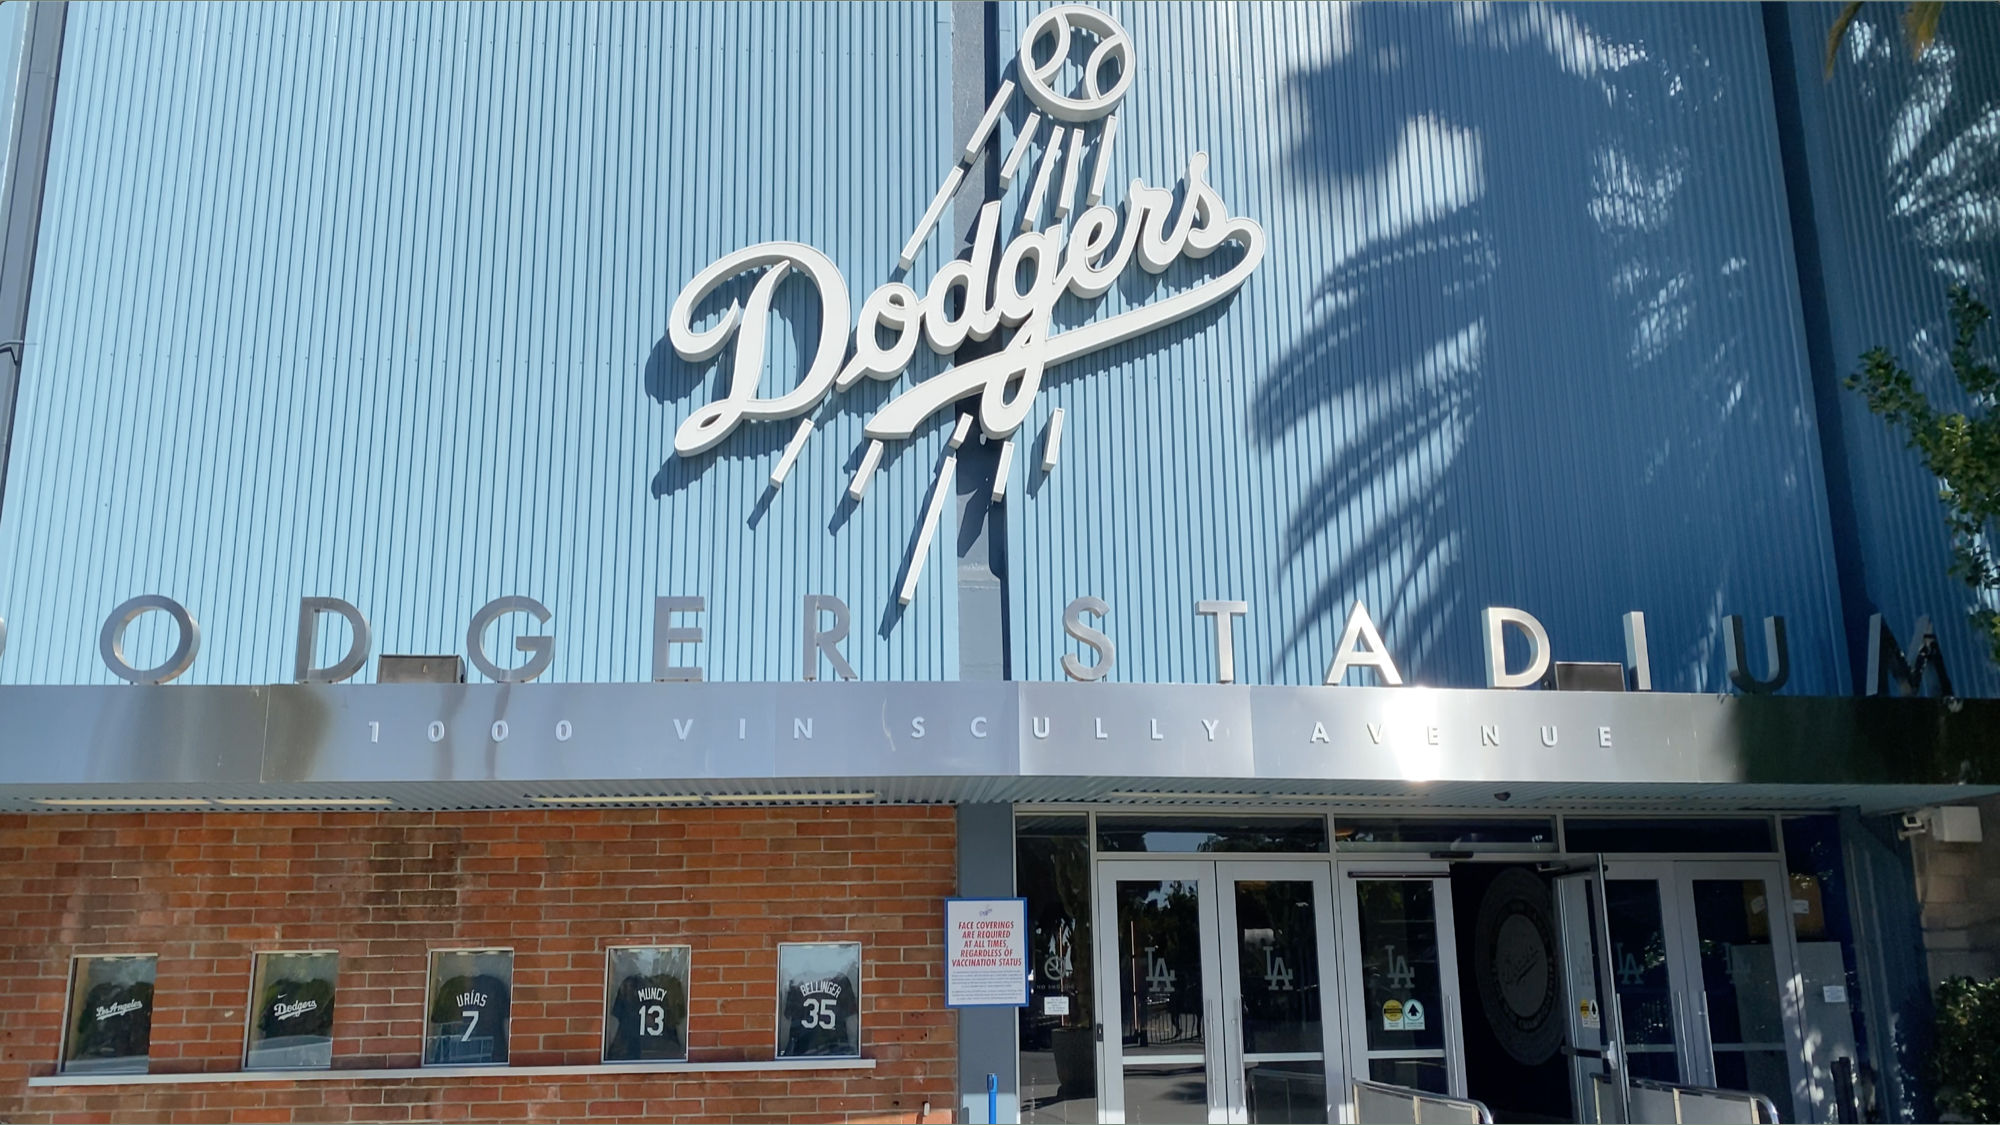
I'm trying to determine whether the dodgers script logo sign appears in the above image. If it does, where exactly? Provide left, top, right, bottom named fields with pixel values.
left=666, top=6, right=1267, bottom=604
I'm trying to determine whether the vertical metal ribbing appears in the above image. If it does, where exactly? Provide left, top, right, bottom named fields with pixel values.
left=0, top=3, right=962, bottom=685
left=994, top=1, right=1854, bottom=694
left=953, top=0, right=1006, bottom=683
left=0, top=2, right=66, bottom=526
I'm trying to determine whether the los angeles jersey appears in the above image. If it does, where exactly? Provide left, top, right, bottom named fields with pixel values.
left=606, top=972, right=689, bottom=1061
left=779, top=972, right=859, bottom=1057
left=70, top=981, right=154, bottom=1062
left=427, top=973, right=511, bottom=1064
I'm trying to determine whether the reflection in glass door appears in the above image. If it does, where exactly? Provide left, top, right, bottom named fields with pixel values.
left=1099, top=862, right=1222, bottom=1124
left=1675, top=863, right=1805, bottom=1121
left=1337, top=868, right=1463, bottom=1101
left=1218, top=863, right=1337, bottom=1124
left=1588, top=859, right=1806, bottom=1123
left=1602, top=876, right=1681, bottom=1083
left=1094, top=862, right=1339, bottom=1124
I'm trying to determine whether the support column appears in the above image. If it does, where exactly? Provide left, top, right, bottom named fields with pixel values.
left=952, top=0, right=1007, bottom=684
left=957, top=802, right=1019, bottom=1124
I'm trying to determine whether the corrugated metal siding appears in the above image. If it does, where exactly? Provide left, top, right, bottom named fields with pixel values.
left=999, top=2, right=1848, bottom=693
left=0, top=0, right=29, bottom=213
left=0, top=1, right=961, bottom=684
left=1782, top=2, right=2000, bottom=697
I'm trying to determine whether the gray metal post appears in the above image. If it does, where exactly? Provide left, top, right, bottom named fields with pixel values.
left=957, top=802, right=1020, bottom=1124
left=952, top=0, right=1007, bottom=684
left=0, top=2, right=66, bottom=523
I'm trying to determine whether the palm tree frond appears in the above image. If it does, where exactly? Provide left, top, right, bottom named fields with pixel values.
left=1904, top=1, right=1946, bottom=58
left=1826, top=0, right=1867, bottom=78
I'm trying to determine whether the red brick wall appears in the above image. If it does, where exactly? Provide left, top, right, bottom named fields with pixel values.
left=0, top=806, right=958, bottom=1123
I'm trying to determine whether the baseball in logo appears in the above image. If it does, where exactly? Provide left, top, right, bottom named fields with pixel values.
left=667, top=6, right=1266, bottom=605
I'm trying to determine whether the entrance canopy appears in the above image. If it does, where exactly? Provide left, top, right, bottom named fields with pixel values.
left=0, top=683, right=1992, bottom=814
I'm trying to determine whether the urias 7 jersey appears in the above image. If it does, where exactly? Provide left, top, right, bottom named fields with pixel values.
left=426, top=973, right=511, bottom=1064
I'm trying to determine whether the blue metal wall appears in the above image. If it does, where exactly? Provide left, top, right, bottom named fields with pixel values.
left=1000, top=2, right=1850, bottom=692
left=0, top=1, right=960, bottom=684
left=1778, top=2, right=2000, bottom=698
left=0, top=2, right=29, bottom=210
left=0, top=2, right=1994, bottom=695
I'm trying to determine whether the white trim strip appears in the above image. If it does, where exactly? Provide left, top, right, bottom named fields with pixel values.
left=989, top=438, right=1014, bottom=503
left=1087, top=113, right=1120, bottom=205
left=998, top=113, right=1041, bottom=189
left=847, top=439, right=885, bottom=501
left=31, top=1058, right=877, bottom=1087
left=1054, top=126, right=1088, bottom=221
left=1120, top=1054, right=1206, bottom=1067
left=896, top=164, right=967, bottom=270
left=1040, top=407, right=1065, bottom=472
left=962, top=79, right=1016, bottom=163
left=899, top=455, right=958, bottom=606
left=1242, top=1052, right=1326, bottom=1064
left=767, top=418, right=815, bottom=489
left=1020, top=126, right=1066, bottom=233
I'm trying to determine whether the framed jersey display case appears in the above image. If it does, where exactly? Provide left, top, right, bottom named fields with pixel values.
left=244, top=950, right=338, bottom=1069
left=424, top=949, right=513, bottom=1066
left=602, top=945, right=691, bottom=1063
left=775, top=942, right=861, bottom=1059
left=61, top=954, right=157, bottom=1075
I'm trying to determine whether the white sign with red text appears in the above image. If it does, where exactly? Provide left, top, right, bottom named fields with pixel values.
left=946, top=898, right=1030, bottom=1008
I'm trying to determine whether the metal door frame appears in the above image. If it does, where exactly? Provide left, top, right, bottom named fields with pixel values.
left=1334, top=860, right=1467, bottom=1113
left=1094, top=858, right=1345, bottom=1124
left=1094, top=859, right=1227, bottom=1124
left=1215, top=859, right=1344, bottom=1125
left=1668, top=859, right=1809, bottom=1125
left=1551, top=856, right=1633, bottom=1125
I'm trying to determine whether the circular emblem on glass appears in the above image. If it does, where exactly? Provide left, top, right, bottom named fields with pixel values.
left=1017, top=5, right=1133, bottom=123
left=1473, top=866, right=1563, bottom=1066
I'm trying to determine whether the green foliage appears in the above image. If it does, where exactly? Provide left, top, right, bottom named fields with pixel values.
left=1845, top=286, right=2000, bottom=667
left=1933, top=976, right=2000, bottom=1121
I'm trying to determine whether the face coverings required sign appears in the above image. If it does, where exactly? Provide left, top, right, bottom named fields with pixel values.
left=946, top=898, right=1029, bottom=1008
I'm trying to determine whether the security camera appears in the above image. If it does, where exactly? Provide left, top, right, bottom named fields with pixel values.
left=1899, top=811, right=1930, bottom=839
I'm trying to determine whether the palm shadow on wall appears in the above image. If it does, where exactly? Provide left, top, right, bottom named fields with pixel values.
left=1258, top=3, right=1798, bottom=688
left=1814, top=5, right=2000, bottom=696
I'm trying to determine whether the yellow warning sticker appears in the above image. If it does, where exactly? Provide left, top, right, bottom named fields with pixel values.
left=1382, top=998, right=1405, bottom=1030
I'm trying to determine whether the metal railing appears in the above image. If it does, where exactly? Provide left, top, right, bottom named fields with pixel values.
left=1351, top=1079, right=1494, bottom=1124
left=1590, top=1071, right=1781, bottom=1124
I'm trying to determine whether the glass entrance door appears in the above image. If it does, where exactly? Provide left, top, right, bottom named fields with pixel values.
left=1577, top=859, right=1806, bottom=1123
left=1094, top=861, right=1339, bottom=1124
left=1672, top=862, right=1806, bottom=1120
left=1221, top=863, right=1338, bottom=1125
left=1335, top=866, right=1464, bottom=1102
left=1552, top=862, right=1629, bottom=1123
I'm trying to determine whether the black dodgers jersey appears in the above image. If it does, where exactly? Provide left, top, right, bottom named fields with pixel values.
left=256, top=976, right=336, bottom=1043
left=71, top=980, right=154, bottom=1061
left=606, top=972, right=689, bottom=1061
left=780, top=971, right=859, bottom=1057
left=427, top=973, right=511, bottom=1063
